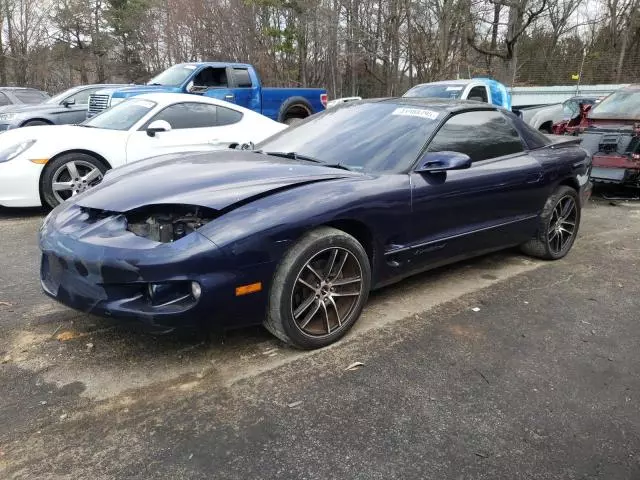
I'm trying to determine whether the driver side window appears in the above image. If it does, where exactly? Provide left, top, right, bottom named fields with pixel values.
left=427, top=110, right=524, bottom=162
left=467, top=86, right=488, bottom=103
left=65, top=87, right=100, bottom=105
left=142, top=102, right=219, bottom=130
left=191, top=67, right=228, bottom=91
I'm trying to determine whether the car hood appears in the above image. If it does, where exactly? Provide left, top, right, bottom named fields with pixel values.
left=0, top=124, right=124, bottom=143
left=0, top=103, right=63, bottom=114
left=75, top=150, right=361, bottom=213
left=110, top=85, right=182, bottom=97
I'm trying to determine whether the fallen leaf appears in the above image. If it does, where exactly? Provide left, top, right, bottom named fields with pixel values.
left=287, top=401, right=302, bottom=408
left=56, top=330, right=87, bottom=342
left=0, top=301, right=11, bottom=307
left=1, top=355, right=11, bottom=364
left=471, top=307, right=481, bottom=312
left=345, top=362, right=364, bottom=371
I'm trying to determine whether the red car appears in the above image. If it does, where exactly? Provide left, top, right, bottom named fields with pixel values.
left=575, top=85, right=640, bottom=186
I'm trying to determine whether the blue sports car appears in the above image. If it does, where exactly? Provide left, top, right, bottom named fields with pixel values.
left=39, top=99, right=592, bottom=349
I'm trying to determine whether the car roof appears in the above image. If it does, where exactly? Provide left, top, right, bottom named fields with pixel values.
left=0, top=86, right=43, bottom=91
left=176, top=62, right=252, bottom=69
left=133, top=92, right=269, bottom=117
left=364, top=97, right=500, bottom=113
left=410, top=79, right=472, bottom=87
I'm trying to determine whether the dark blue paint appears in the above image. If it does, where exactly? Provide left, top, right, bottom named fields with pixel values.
left=38, top=103, right=592, bottom=331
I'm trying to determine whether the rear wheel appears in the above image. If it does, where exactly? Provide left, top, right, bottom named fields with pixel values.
left=265, top=227, right=371, bottom=349
left=41, top=153, right=108, bottom=209
left=520, top=185, right=581, bottom=260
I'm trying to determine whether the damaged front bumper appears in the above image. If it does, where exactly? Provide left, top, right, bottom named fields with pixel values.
left=38, top=204, right=272, bottom=329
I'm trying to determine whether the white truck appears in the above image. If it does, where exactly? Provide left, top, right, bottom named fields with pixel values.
left=403, top=78, right=512, bottom=110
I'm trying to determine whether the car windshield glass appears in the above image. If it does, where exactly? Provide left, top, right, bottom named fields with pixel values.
left=147, top=65, right=196, bottom=86
left=589, top=88, right=640, bottom=119
left=82, top=99, right=156, bottom=131
left=403, top=84, right=466, bottom=99
left=256, top=102, right=442, bottom=172
left=45, top=87, right=82, bottom=105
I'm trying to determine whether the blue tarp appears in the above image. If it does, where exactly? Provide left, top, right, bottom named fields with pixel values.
left=474, top=77, right=512, bottom=111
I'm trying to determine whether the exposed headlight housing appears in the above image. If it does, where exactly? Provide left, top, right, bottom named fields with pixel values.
left=0, top=112, right=17, bottom=122
left=0, top=139, right=36, bottom=163
left=109, top=97, right=125, bottom=107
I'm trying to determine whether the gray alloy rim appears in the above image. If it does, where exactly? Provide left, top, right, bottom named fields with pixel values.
left=291, top=247, right=364, bottom=337
left=51, top=160, right=103, bottom=204
left=548, top=195, right=577, bottom=255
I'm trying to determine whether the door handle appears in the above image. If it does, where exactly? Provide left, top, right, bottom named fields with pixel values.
left=224, top=94, right=235, bottom=101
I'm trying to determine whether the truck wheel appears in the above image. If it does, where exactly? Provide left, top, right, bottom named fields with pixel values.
left=520, top=185, right=581, bottom=260
left=264, top=227, right=371, bottom=349
left=278, top=96, right=313, bottom=124
left=41, top=153, right=108, bottom=209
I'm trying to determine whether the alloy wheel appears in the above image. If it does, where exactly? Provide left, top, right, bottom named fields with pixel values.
left=51, top=160, right=104, bottom=204
left=547, top=195, right=577, bottom=255
left=291, top=247, right=364, bottom=337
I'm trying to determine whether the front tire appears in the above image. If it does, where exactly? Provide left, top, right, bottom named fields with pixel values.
left=23, top=120, right=51, bottom=127
left=265, top=227, right=371, bottom=349
left=521, top=185, right=581, bottom=260
left=41, top=153, right=108, bottom=209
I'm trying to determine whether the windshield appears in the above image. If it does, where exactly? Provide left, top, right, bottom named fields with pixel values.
left=589, top=88, right=640, bottom=119
left=403, top=84, right=467, bottom=99
left=82, top=99, right=156, bottom=131
left=256, top=102, right=442, bottom=172
left=147, top=64, right=196, bottom=86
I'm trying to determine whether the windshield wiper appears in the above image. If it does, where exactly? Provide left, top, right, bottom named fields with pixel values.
left=147, top=82, right=163, bottom=86
left=261, top=151, right=352, bottom=171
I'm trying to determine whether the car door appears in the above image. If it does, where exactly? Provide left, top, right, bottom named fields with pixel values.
left=186, top=66, right=237, bottom=105
left=125, top=102, right=243, bottom=163
left=229, top=67, right=261, bottom=111
left=406, top=109, right=546, bottom=269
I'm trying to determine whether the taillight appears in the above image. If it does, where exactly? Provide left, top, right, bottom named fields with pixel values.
left=320, top=93, right=328, bottom=108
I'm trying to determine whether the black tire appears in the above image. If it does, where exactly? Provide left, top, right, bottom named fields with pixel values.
left=520, top=185, right=581, bottom=260
left=538, top=123, right=552, bottom=134
left=22, top=120, right=50, bottom=127
left=278, top=96, right=313, bottom=124
left=40, top=153, right=108, bottom=209
left=265, top=227, right=371, bottom=349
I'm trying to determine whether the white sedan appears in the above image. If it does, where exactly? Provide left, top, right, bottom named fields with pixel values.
left=0, top=93, right=287, bottom=208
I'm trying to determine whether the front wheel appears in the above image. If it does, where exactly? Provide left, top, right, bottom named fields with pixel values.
left=265, top=227, right=371, bottom=349
left=521, top=185, right=581, bottom=260
left=40, top=153, right=108, bottom=209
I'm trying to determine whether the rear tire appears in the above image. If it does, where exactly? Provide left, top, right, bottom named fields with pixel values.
left=265, top=227, right=371, bottom=349
left=520, top=185, right=581, bottom=260
left=40, top=153, right=108, bottom=209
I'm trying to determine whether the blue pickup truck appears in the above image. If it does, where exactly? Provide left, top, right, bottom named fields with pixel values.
left=88, top=62, right=328, bottom=124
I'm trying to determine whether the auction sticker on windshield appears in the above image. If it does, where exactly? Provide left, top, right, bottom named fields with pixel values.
left=392, top=107, right=439, bottom=120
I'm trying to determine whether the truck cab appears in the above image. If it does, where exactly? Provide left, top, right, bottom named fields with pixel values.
left=402, top=78, right=512, bottom=110
left=88, top=62, right=328, bottom=124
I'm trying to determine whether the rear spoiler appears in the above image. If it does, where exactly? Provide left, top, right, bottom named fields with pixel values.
left=545, top=134, right=583, bottom=147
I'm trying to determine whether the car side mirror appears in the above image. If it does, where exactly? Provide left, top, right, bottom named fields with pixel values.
left=415, top=151, right=472, bottom=173
left=146, top=120, right=171, bottom=137
left=62, top=98, right=76, bottom=107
